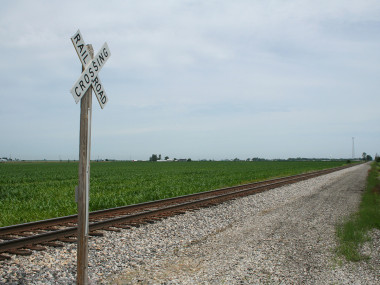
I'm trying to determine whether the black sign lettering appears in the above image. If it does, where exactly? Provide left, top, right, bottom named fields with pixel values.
left=98, top=53, right=105, bottom=64
left=75, top=87, right=81, bottom=97
left=73, top=33, right=81, bottom=44
left=84, top=74, right=90, bottom=84
left=78, top=44, right=84, bottom=54
left=89, top=67, right=94, bottom=78
left=83, top=54, right=88, bottom=64
left=79, top=80, right=86, bottom=91
left=92, top=61, right=99, bottom=72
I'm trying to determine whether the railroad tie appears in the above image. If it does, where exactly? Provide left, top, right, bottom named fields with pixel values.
left=0, top=235, right=17, bottom=240
left=104, top=227, right=121, bottom=232
left=26, top=245, right=46, bottom=251
left=112, top=225, right=131, bottom=229
left=6, top=249, right=32, bottom=256
left=40, top=241, right=64, bottom=248
left=0, top=254, right=11, bottom=260
left=59, top=237, right=77, bottom=243
left=89, top=231, right=104, bottom=237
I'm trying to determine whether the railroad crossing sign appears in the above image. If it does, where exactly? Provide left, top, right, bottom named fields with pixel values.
left=70, top=29, right=111, bottom=285
left=70, top=30, right=110, bottom=109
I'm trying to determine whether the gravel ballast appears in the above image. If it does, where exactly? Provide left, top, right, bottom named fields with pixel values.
left=1, top=163, right=379, bottom=284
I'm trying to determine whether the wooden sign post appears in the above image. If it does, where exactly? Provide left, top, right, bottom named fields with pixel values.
left=70, top=30, right=111, bottom=285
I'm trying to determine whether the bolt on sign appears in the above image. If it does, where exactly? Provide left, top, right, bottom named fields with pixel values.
left=70, top=30, right=110, bottom=108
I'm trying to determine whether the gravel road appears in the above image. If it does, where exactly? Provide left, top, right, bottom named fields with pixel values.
left=1, top=163, right=379, bottom=284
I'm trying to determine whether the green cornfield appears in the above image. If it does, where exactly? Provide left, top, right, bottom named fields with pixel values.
left=0, top=160, right=348, bottom=227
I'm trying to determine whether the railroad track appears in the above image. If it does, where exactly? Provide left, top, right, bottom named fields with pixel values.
left=0, top=164, right=356, bottom=261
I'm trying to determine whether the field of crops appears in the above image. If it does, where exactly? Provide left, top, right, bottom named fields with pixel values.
left=0, top=160, right=349, bottom=227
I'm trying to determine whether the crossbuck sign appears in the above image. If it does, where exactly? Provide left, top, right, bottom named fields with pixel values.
left=70, top=29, right=111, bottom=285
left=70, top=30, right=110, bottom=108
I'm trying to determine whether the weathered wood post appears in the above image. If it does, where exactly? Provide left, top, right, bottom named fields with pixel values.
left=77, top=44, right=93, bottom=285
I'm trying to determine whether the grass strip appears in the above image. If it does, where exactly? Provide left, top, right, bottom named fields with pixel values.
left=336, top=161, right=380, bottom=261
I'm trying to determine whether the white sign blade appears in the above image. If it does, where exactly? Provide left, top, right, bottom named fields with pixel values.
left=71, top=30, right=91, bottom=68
left=70, top=42, right=111, bottom=103
left=92, top=76, right=108, bottom=109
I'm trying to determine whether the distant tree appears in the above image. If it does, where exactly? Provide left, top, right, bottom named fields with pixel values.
left=158, top=154, right=162, bottom=160
left=366, top=155, right=373, bottom=161
left=246, top=158, right=251, bottom=161
left=187, top=158, right=192, bottom=162
left=252, top=157, right=266, bottom=161
left=362, top=152, right=367, bottom=161
left=165, top=156, right=169, bottom=160
left=149, top=154, right=158, bottom=161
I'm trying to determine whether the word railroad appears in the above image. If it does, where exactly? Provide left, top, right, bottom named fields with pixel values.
left=70, top=30, right=111, bottom=108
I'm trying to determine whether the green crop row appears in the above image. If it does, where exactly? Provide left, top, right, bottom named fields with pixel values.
left=0, top=160, right=348, bottom=227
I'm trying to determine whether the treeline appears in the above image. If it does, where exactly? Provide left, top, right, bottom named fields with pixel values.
left=147, top=153, right=377, bottom=162
left=149, top=154, right=191, bottom=162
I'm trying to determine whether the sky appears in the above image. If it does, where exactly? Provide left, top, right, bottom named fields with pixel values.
left=0, top=0, right=379, bottom=161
